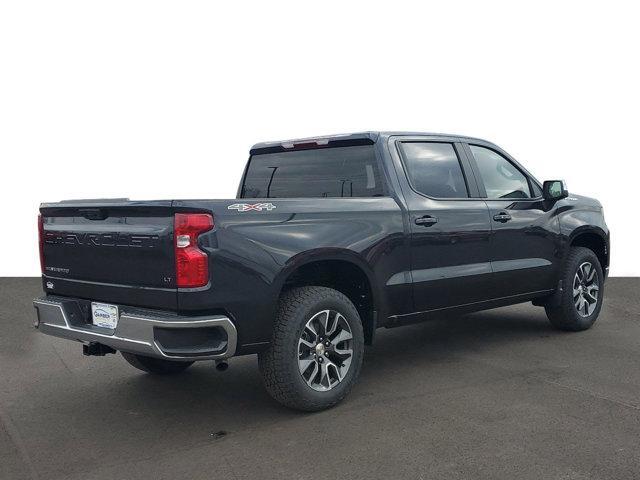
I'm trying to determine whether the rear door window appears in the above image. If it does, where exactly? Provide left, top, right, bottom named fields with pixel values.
left=399, top=142, right=469, bottom=198
left=241, top=145, right=384, bottom=198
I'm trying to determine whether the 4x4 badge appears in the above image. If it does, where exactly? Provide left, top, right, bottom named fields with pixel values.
left=228, top=203, right=276, bottom=212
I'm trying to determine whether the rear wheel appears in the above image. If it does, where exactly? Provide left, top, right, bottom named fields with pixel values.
left=258, top=286, right=364, bottom=411
left=121, top=352, right=194, bottom=374
left=545, top=246, right=604, bottom=331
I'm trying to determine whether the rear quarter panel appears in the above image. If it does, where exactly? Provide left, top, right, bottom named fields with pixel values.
left=173, top=198, right=407, bottom=353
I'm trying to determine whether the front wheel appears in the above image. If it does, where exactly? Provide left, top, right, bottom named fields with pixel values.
left=258, top=286, right=364, bottom=411
left=121, top=352, right=194, bottom=374
left=545, top=246, right=604, bottom=331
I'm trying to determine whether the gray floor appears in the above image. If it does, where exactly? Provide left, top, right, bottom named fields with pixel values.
left=1, top=278, right=639, bottom=480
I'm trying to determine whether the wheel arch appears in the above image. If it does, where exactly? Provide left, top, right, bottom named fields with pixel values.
left=567, top=227, right=609, bottom=272
left=275, top=249, right=382, bottom=345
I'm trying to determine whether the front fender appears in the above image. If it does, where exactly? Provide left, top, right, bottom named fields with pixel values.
left=557, top=203, right=609, bottom=269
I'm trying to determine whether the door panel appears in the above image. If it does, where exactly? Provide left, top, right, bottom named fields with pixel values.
left=465, top=143, right=561, bottom=297
left=485, top=199, right=560, bottom=296
left=391, top=139, right=493, bottom=312
left=409, top=200, right=493, bottom=310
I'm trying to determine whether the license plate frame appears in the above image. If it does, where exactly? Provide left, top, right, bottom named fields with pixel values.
left=91, top=302, right=119, bottom=329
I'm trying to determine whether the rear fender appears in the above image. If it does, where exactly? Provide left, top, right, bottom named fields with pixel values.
left=276, top=249, right=382, bottom=310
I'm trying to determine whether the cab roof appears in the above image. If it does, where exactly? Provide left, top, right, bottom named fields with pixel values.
left=249, top=131, right=493, bottom=154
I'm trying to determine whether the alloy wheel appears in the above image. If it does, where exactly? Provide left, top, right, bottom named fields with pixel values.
left=573, top=261, right=599, bottom=317
left=297, top=310, right=353, bottom=392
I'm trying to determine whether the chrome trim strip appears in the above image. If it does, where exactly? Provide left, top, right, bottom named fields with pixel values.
left=386, top=262, right=491, bottom=286
left=411, top=262, right=492, bottom=283
left=33, top=298, right=237, bottom=361
left=491, top=258, right=552, bottom=273
left=386, top=259, right=552, bottom=286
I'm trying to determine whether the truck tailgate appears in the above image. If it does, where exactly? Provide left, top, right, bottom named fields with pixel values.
left=40, top=200, right=178, bottom=309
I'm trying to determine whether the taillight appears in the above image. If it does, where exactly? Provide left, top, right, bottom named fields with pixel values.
left=38, top=214, right=45, bottom=274
left=174, top=213, right=214, bottom=288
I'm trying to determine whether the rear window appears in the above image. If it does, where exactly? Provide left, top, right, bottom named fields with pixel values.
left=241, top=145, right=385, bottom=198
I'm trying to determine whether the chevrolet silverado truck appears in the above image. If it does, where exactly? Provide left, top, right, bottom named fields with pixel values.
left=34, top=132, right=609, bottom=411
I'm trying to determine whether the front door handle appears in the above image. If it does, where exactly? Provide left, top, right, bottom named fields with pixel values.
left=493, top=212, right=512, bottom=222
left=415, top=215, right=438, bottom=226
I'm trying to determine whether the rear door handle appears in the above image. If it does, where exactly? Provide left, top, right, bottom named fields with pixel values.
left=493, top=212, right=512, bottom=222
left=415, top=215, right=438, bottom=226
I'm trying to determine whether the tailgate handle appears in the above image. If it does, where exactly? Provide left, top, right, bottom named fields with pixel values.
left=79, top=208, right=108, bottom=220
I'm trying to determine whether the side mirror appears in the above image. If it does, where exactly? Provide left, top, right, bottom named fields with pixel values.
left=543, top=180, right=568, bottom=201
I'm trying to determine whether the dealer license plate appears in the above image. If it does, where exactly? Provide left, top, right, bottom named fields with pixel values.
left=91, top=302, right=119, bottom=329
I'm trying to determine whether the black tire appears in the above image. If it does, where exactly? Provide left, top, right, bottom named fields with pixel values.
left=545, top=246, right=604, bottom=331
left=258, top=286, right=365, bottom=412
left=121, top=352, right=194, bottom=374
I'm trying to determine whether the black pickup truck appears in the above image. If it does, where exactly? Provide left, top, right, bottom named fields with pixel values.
left=34, top=132, right=609, bottom=411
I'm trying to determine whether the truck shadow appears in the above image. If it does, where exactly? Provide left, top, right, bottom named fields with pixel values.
left=366, top=306, right=555, bottom=365
left=19, top=304, right=572, bottom=473
left=110, top=305, right=556, bottom=417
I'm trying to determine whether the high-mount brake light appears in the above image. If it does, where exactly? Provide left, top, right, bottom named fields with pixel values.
left=282, top=139, right=330, bottom=149
left=174, top=213, right=214, bottom=288
left=38, top=214, right=45, bottom=274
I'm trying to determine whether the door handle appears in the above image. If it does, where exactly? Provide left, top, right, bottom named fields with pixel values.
left=493, top=212, right=512, bottom=222
left=415, top=215, right=438, bottom=226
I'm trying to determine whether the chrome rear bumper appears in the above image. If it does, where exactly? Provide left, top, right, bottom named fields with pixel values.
left=33, top=297, right=237, bottom=361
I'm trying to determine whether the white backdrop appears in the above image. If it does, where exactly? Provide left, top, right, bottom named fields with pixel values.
left=1, top=1, right=637, bottom=276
